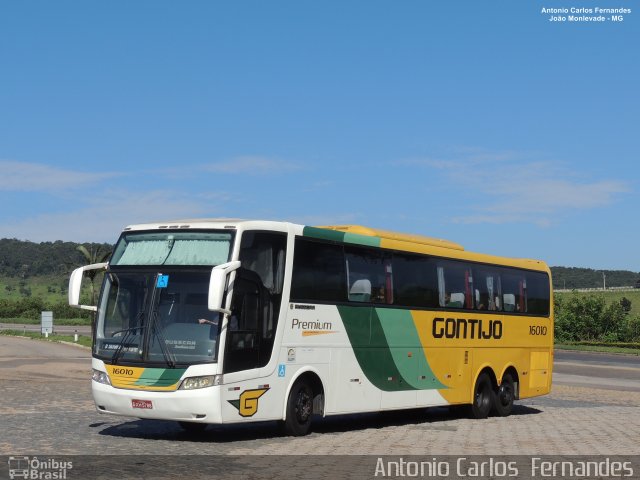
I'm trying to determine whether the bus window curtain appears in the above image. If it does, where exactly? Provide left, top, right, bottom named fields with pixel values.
left=487, top=276, right=495, bottom=310
left=437, top=266, right=446, bottom=307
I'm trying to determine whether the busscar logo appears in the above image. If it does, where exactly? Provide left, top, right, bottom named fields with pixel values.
left=8, top=456, right=73, bottom=479
left=228, top=388, right=269, bottom=417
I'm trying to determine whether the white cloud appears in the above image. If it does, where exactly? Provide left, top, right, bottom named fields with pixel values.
left=398, top=150, right=630, bottom=226
left=204, top=156, right=301, bottom=175
left=0, top=160, right=119, bottom=192
left=0, top=190, right=231, bottom=242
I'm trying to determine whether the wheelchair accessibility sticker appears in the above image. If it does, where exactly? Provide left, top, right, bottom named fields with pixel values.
left=278, top=364, right=286, bottom=377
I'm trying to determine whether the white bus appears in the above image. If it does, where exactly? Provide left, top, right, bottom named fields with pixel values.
left=70, top=219, right=553, bottom=435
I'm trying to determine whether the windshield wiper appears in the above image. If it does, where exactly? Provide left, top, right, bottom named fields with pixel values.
left=111, top=307, right=146, bottom=365
left=149, top=310, right=177, bottom=368
left=111, top=326, right=144, bottom=365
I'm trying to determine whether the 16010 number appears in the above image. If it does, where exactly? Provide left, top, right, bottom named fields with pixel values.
left=529, top=325, right=547, bottom=336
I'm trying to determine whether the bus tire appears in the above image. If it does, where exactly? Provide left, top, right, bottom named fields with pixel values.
left=283, top=380, right=314, bottom=436
left=470, top=372, right=493, bottom=419
left=492, top=373, right=515, bottom=417
left=178, top=421, right=208, bottom=434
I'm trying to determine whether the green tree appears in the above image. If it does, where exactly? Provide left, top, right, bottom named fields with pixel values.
left=76, top=244, right=112, bottom=306
left=620, top=297, right=632, bottom=314
left=554, top=293, right=637, bottom=343
left=76, top=244, right=112, bottom=336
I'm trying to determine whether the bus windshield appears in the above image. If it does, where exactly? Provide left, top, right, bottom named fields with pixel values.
left=95, top=230, right=234, bottom=366
left=95, top=270, right=222, bottom=365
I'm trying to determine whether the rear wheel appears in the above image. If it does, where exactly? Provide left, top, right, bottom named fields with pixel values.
left=470, top=372, right=493, bottom=419
left=283, top=380, right=314, bottom=436
left=492, top=373, right=515, bottom=417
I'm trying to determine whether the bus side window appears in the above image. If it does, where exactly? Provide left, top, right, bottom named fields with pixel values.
left=392, top=253, right=438, bottom=308
left=437, top=262, right=468, bottom=308
left=345, top=247, right=392, bottom=305
left=291, top=238, right=347, bottom=302
left=501, top=269, right=526, bottom=314
left=473, top=270, right=501, bottom=311
left=526, top=271, right=550, bottom=315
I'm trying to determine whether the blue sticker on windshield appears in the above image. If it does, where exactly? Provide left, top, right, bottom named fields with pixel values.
left=156, top=275, right=169, bottom=288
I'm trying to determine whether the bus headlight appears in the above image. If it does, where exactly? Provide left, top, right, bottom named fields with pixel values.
left=179, top=375, right=222, bottom=390
left=92, top=369, right=111, bottom=385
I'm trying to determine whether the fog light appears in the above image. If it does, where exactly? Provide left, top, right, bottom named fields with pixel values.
left=179, top=375, right=222, bottom=390
left=92, top=368, right=111, bottom=385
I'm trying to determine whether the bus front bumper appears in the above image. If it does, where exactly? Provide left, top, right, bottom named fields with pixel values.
left=92, top=381, right=223, bottom=424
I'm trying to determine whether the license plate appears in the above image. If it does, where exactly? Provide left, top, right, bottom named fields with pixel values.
left=131, top=399, right=153, bottom=409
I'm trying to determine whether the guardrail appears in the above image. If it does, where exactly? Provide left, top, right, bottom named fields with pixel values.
left=555, top=287, right=638, bottom=293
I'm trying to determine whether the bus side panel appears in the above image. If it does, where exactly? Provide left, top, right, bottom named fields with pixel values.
left=329, top=347, right=381, bottom=413
left=419, top=347, right=471, bottom=405
left=524, top=350, right=552, bottom=397
left=411, top=310, right=553, bottom=403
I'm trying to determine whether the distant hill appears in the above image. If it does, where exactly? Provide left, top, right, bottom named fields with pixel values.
left=550, top=266, right=640, bottom=290
left=0, top=238, right=112, bottom=278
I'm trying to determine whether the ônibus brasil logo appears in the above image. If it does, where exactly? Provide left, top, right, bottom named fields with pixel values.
left=8, top=456, right=73, bottom=479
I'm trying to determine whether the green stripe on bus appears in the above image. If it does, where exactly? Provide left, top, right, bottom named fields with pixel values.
left=302, top=226, right=345, bottom=243
left=376, top=308, right=446, bottom=390
left=338, top=305, right=415, bottom=391
left=303, top=227, right=381, bottom=248
left=134, top=368, right=185, bottom=387
left=343, top=232, right=381, bottom=247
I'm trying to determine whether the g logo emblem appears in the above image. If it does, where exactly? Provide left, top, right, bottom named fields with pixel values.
left=229, top=388, right=269, bottom=417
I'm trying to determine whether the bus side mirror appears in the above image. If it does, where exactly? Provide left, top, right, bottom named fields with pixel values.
left=68, top=263, right=108, bottom=311
left=208, top=261, right=241, bottom=314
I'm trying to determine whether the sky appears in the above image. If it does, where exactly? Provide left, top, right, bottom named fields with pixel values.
left=0, top=1, right=638, bottom=271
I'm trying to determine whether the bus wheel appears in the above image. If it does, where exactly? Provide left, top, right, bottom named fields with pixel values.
left=178, top=421, right=208, bottom=434
left=470, top=373, right=493, bottom=419
left=284, top=380, right=314, bottom=436
left=492, top=373, right=515, bottom=417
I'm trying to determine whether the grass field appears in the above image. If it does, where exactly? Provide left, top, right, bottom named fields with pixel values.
left=555, top=343, right=640, bottom=355
left=0, top=317, right=91, bottom=325
left=555, top=289, right=640, bottom=317
left=0, top=274, right=100, bottom=303
left=0, top=329, right=92, bottom=348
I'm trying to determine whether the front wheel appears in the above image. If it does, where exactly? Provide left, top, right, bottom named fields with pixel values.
left=283, top=380, right=314, bottom=436
left=492, top=373, right=515, bottom=417
left=470, top=372, right=493, bottom=419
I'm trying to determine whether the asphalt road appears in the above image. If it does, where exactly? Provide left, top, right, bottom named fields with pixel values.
left=553, top=349, right=640, bottom=391
left=555, top=349, right=640, bottom=367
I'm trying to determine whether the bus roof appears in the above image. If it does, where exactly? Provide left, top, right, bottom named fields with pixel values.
left=316, top=225, right=465, bottom=251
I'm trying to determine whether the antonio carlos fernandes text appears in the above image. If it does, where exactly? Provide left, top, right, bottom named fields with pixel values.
left=374, top=457, right=634, bottom=477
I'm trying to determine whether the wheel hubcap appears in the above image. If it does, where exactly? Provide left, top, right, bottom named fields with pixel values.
left=499, top=384, right=513, bottom=406
left=296, top=390, right=312, bottom=422
left=476, top=385, right=488, bottom=408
